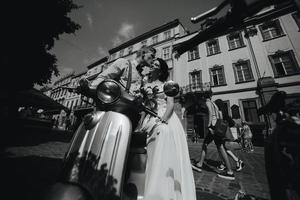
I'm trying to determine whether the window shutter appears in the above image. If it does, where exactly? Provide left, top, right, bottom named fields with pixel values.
left=221, top=66, right=226, bottom=84
left=268, top=55, right=278, bottom=77
left=209, top=68, right=213, bottom=86
left=216, top=39, right=220, bottom=53
left=206, top=42, right=210, bottom=56
left=246, top=60, right=254, bottom=80
left=227, top=35, right=231, bottom=50
left=289, top=50, right=300, bottom=72
left=232, top=63, right=238, bottom=83
left=275, top=19, right=284, bottom=35
left=239, top=32, right=245, bottom=46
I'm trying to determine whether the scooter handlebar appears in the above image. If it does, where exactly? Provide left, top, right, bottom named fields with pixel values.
left=142, top=105, right=168, bottom=124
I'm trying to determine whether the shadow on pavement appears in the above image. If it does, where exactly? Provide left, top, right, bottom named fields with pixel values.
left=1, top=126, right=73, bottom=150
left=205, top=158, right=220, bottom=168
left=1, top=155, right=63, bottom=200
left=191, top=158, right=219, bottom=173
left=196, top=190, right=226, bottom=200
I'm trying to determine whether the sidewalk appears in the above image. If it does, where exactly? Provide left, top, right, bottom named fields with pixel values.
left=188, top=140, right=270, bottom=200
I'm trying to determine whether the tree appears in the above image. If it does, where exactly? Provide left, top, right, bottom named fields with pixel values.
left=1, top=0, right=81, bottom=91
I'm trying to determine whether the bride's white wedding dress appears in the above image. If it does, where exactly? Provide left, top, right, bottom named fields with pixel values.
left=140, top=80, right=197, bottom=200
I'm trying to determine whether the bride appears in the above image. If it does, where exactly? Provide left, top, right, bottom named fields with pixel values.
left=140, top=58, right=197, bottom=200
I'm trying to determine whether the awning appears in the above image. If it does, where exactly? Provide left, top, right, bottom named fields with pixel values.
left=14, top=88, right=69, bottom=113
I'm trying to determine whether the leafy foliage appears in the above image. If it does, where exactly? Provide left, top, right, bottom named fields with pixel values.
left=1, top=0, right=81, bottom=91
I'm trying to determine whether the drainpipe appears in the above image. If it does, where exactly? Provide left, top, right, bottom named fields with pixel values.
left=244, top=26, right=261, bottom=79
left=244, top=26, right=274, bottom=137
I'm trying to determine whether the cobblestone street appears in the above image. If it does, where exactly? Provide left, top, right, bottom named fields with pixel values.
left=189, top=140, right=270, bottom=200
left=1, top=131, right=270, bottom=200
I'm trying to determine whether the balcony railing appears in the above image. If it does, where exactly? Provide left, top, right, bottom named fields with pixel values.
left=181, top=82, right=211, bottom=95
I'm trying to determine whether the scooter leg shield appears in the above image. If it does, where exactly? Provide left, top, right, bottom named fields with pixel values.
left=42, top=183, right=91, bottom=200
left=60, top=111, right=133, bottom=199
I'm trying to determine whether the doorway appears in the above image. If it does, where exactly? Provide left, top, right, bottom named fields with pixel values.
left=194, top=113, right=206, bottom=138
left=186, top=103, right=208, bottom=139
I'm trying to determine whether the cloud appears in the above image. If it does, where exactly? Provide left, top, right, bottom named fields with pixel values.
left=119, top=23, right=135, bottom=39
left=112, top=36, right=122, bottom=47
left=86, top=13, right=93, bottom=28
left=97, top=46, right=107, bottom=57
left=61, top=67, right=75, bottom=75
left=112, top=22, right=136, bottom=47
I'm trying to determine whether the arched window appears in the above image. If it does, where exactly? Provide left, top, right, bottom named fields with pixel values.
left=231, top=104, right=241, bottom=119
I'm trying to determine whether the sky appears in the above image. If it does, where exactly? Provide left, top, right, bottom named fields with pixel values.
left=49, top=0, right=224, bottom=84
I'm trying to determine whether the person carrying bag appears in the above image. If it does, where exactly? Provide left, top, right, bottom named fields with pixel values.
left=209, top=100, right=229, bottom=140
left=192, top=91, right=235, bottom=180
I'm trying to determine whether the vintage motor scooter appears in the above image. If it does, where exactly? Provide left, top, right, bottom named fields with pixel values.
left=43, top=78, right=180, bottom=200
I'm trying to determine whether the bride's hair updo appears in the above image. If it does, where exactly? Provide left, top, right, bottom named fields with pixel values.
left=156, top=58, right=169, bottom=82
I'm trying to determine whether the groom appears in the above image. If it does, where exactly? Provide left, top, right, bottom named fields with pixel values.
left=89, top=46, right=156, bottom=94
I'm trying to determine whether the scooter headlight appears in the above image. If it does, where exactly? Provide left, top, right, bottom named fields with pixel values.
left=96, top=80, right=121, bottom=104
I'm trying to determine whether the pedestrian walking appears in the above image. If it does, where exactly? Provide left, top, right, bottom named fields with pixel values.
left=241, top=121, right=254, bottom=152
left=214, top=100, right=245, bottom=172
left=191, top=91, right=235, bottom=180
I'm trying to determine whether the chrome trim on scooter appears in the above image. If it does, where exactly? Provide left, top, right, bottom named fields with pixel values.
left=108, top=125, right=122, bottom=178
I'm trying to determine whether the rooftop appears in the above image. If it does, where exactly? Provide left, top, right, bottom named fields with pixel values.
left=86, top=56, right=109, bottom=70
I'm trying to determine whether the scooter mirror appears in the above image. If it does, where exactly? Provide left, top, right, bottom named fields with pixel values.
left=163, top=80, right=180, bottom=97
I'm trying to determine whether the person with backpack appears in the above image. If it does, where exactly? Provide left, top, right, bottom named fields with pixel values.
left=191, top=91, right=235, bottom=180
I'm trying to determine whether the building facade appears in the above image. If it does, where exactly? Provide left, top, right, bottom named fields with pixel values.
left=173, top=4, right=300, bottom=138
left=47, top=73, right=74, bottom=128
left=50, top=73, right=74, bottom=106
left=44, top=4, right=300, bottom=137
left=64, top=71, right=86, bottom=111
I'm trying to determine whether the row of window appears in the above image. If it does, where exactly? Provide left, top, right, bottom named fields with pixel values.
left=187, top=15, right=300, bottom=61
left=222, top=100, right=261, bottom=123
left=51, top=51, right=298, bottom=100
left=187, top=32, right=246, bottom=61
left=65, top=97, right=94, bottom=110
left=188, top=50, right=299, bottom=87
left=66, top=99, right=80, bottom=109
left=188, top=61, right=253, bottom=88
left=112, top=30, right=172, bottom=60
left=51, top=88, right=80, bottom=99
left=51, top=88, right=68, bottom=99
